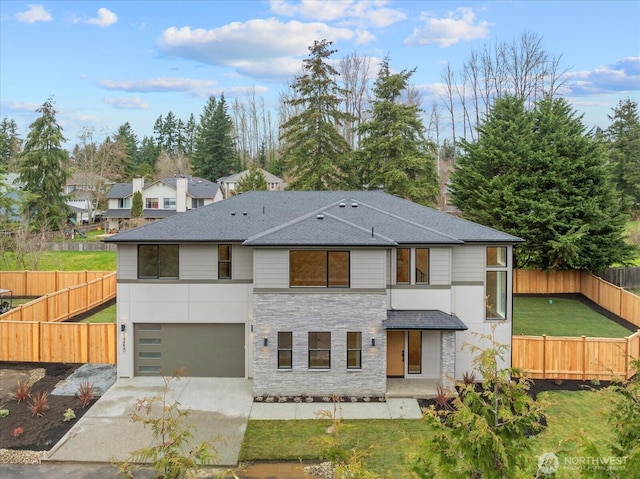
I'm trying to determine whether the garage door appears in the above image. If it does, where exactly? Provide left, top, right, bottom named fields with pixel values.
left=134, top=323, right=245, bottom=377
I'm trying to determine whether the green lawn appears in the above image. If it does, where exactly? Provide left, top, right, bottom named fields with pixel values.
left=81, top=304, right=116, bottom=323
left=240, top=390, right=618, bottom=478
left=0, top=250, right=116, bottom=271
left=513, top=296, right=632, bottom=337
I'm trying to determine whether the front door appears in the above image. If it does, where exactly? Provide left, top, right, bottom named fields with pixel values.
left=387, top=330, right=405, bottom=377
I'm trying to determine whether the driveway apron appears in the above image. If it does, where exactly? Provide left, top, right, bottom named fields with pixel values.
left=45, top=377, right=254, bottom=467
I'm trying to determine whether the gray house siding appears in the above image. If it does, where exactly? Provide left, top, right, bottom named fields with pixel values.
left=430, top=248, right=451, bottom=285
left=253, top=292, right=387, bottom=397
left=181, top=244, right=215, bottom=280
left=452, top=245, right=484, bottom=283
left=254, top=249, right=289, bottom=289
left=350, top=249, right=386, bottom=289
left=232, top=245, right=253, bottom=281
left=117, top=244, right=137, bottom=280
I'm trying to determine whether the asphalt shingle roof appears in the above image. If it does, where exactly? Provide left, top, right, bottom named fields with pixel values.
left=104, top=191, right=524, bottom=245
left=385, top=310, right=469, bottom=330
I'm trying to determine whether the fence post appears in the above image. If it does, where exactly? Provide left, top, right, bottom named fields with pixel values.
left=582, top=336, right=587, bottom=381
left=542, top=334, right=547, bottom=379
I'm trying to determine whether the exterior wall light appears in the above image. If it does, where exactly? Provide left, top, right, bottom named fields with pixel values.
left=263, top=337, right=268, bottom=347
left=371, top=337, right=376, bottom=347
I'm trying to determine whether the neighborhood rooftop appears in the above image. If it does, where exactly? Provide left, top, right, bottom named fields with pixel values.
left=105, top=190, right=524, bottom=245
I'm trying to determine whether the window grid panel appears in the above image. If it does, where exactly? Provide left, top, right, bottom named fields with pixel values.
left=278, top=331, right=293, bottom=369
left=346, top=331, right=362, bottom=369
left=309, top=332, right=331, bottom=369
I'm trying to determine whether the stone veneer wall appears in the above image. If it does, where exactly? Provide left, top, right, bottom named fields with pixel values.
left=253, top=292, right=387, bottom=397
left=440, top=330, right=456, bottom=389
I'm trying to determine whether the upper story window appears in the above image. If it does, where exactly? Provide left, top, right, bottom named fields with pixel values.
left=218, top=244, right=232, bottom=279
left=145, top=198, right=159, bottom=209
left=138, top=245, right=179, bottom=279
left=396, top=248, right=410, bottom=284
left=163, top=198, right=176, bottom=209
left=118, top=198, right=130, bottom=209
left=415, top=248, right=430, bottom=284
left=290, top=251, right=349, bottom=287
left=192, top=198, right=204, bottom=209
left=486, top=246, right=507, bottom=320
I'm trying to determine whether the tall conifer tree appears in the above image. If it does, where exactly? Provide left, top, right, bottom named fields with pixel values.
left=279, top=39, right=353, bottom=190
left=450, top=95, right=635, bottom=270
left=356, top=57, right=439, bottom=205
left=18, top=98, right=70, bottom=231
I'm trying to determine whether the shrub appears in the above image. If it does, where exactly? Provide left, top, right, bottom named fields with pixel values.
left=434, top=386, right=451, bottom=410
left=116, top=368, right=221, bottom=479
left=462, top=370, right=476, bottom=385
left=63, top=408, right=76, bottom=422
left=13, top=381, right=31, bottom=403
left=77, top=381, right=95, bottom=408
left=29, top=391, right=50, bottom=417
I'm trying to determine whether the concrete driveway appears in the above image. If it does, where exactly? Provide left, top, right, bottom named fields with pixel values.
left=45, top=376, right=253, bottom=467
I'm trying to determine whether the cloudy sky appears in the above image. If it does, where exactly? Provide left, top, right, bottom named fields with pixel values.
left=1, top=0, right=638, bottom=147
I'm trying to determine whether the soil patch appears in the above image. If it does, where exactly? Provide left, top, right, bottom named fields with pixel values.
left=0, top=362, right=98, bottom=451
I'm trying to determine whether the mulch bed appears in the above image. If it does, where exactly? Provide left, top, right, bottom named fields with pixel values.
left=0, top=362, right=97, bottom=451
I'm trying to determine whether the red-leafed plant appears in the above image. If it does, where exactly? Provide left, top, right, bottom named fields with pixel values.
left=29, top=391, right=50, bottom=417
left=13, top=381, right=31, bottom=403
left=77, top=381, right=95, bottom=408
left=12, top=426, right=24, bottom=438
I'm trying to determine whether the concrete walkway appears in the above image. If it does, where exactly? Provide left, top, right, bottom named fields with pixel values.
left=44, top=376, right=422, bottom=468
left=46, top=377, right=253, bottom=466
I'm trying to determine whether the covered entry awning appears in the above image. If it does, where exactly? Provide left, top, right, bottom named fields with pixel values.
left=385, top=310, right=468, bottom=330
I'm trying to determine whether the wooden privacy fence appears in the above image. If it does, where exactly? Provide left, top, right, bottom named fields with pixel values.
left=514, top=269, right=640, bottom=328
left=513, top=269, right=640, bottom=380
left=0, top=270, right=115, bottom=297
left=0, top=321, right=116, bottom=363
left=0, top=272, right=116, bottom=323
left=512, top=331, right=640, bottom=381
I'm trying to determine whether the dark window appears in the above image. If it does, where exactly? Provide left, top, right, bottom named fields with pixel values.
left=290, top=251, right=349, bottom=287
left=145, top=197, right=159, bottom=209
left=396, top=248, right=410, bottom=284
left=415, top=248, right=429, bottom=284
left=278, top=332, right=292, bottom=369
left=347, top=332, right=362, bottom=369
left=408, top=330, right=422, bottom=374
left=309, top=332, right=331, bottom=369
left=138, top=245, right=179, bottom=279
left=192, top=198, right=204, bottom=209
left=163, top=198, right=176, bottom=209
left=218, top=244, right=232, bottom=279
left=486, top=247, right=508, bottom=320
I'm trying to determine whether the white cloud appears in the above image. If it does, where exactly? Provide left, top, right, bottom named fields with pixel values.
left=564, top=57, right=640, bottom=95
left=0, top=100, right=42, bottom=113
left=157, top=19, right=355, bottom=80
left=86, top=8, right=118, bottom=27
left=102, top=96, right=149, bottom=109
left=15, top=4, right=52, bottom=23
left=99, top=77, right=219, bottom=93
left=405, top=7, right=490, bottom=47
left=269, top=0, right=405, bottom=28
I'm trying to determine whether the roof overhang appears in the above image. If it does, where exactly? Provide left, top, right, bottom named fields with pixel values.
left=385, top=310, right=468, bottom=330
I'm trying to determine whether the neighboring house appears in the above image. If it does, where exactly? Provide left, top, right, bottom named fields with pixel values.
left=105, top=191, right=523, bottom=398
left=217, top=168, right=286, bottom=198
left=103, top=175, right=223, bottom=231
left=0, top=173, right=23, bottom=222
left=65, top=172, right=113, bottom=223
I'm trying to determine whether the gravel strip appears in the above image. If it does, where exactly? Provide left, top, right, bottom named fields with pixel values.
left=0, top=448, right=45, bottom=464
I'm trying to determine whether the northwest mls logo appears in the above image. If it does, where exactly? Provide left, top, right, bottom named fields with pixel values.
left=537, top=452, right=560, bottom=474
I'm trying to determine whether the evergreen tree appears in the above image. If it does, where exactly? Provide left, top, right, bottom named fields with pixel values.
left=450, top=95, right=635, bottom=271
left=191, top=94, right=237, bottom=181
left=116, top=122, right=139, bottom=178
left=137, top=136, right=160, bottom=175
left=605, top=98, right=640, bottom=214
left=279, top=39, right=353, bottom=190
left=355, top=57, right=438, bottom=205
left=183, top=113, right=197, bottom=157
left=235, top=162, right=268, bottom=194
left=0, top=117, right=22, bottom=170
left=131, top=191, right=143, bottom=218
left=18, top=98, right=70, bottom=231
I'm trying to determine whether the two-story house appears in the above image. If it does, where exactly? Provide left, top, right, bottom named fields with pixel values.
left=105, top=191, right=522, bottom=398
left=103, top=175, right=223, bottom=231
left=217, top=168, right=287, bottom=199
